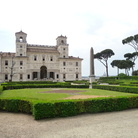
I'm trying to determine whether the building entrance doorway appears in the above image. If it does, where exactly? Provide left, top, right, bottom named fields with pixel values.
left=40, top=66, right=47, bottom=79
left=50, top=72, right=54, bottom=79
left=33, top=72, right=38, bottom=80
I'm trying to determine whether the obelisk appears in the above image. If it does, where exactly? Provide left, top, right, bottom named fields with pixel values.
left=89, top=47, right=95, bottom=89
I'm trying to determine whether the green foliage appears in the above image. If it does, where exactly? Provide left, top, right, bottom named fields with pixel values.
left=93, top=85, right=138, bottom=94
left=94, top=49, right=115, bottom=77
left=0, top=86, right=3, bottom=94
left=55, top=102, right=77, bottom=117
left=33, top=96, right=138, bottom=120
left=2, top=83, right=89, bottom=90
left=0, top=87, right=138, bottom=120
left=122, top=34, right=138, bottom=52
left=118, top=73, right=127, bottom=77
left=132, top=70, right=138, bottom=76
left=72, top=80, right=88, bottom=84
left=0, top=89, right=69, bottom=102
left=99, top=76, right=138, bottom=80
left=33, top=103, right=56, bottom=120
left=0, top=99, right=32, bottom=113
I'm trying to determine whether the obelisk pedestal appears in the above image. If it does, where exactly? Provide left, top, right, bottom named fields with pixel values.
left=89, top=47, right=95, bottom=89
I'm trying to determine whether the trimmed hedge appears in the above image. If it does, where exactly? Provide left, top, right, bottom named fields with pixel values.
left=33, top=96, right=138, bottom=120
left=0, top=99, right=32, bottom=114
left=0, top=96, right=138, bottom=120
left=2, top=84, right=89, bottom=90
left=93, top=85, right=138, bottom=94
left=0, top=86, right=3, bottom=94
left=99, top=76, right=138, bottom=81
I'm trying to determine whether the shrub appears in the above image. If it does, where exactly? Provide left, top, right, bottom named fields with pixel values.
left=32, top=96, right=138, bottom=120
left=118, top=73, right=127, bottom=77
left=3, top=84, right=89, bottom=90
left=0, top=86, right=3, bottom=94
left=55, top=101, right=77, bottom=117
left=100, top=76, right=138, bottom=80
left=93, top=85, right=138, bottom=94
left=33, top=102, right=56, bottom=120
left=0, top=99, right=32, bottom=113
left=132, top=70, right=138, bottom=76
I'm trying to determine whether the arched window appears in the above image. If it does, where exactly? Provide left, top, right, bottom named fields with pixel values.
left=42, top=56, right=45, bottom=61
left=34, top=55, right=37, bottom=61
left=50, top=56, right=53, bottom=61
left=61, top=40, right=64, bottom=44
left=19, top=37, right=23, bottom=42
left=40, top=66, right=47, bottom=79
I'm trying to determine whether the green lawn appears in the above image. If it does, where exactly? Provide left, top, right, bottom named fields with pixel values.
left=79, top=89, right=138, bottom=96
left=0, top=88, right=69, bottom=102
left=0, top=88, right=138, bottom=102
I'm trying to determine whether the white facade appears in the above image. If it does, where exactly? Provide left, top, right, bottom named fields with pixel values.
left=0, top=31, right=83, bottom=82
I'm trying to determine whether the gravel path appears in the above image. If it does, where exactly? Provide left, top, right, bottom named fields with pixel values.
left=0, top=109, right=138, bottom=138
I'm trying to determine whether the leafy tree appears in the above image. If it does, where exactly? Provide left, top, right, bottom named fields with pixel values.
left=111, top=60, right=134, bottom=76
left=132, top=70, right=138, bottom=76
left=94, top=49, right=115, bottom=77
left=122, top=34, right=138, bottom=52
left=118, top=60, right=134, bottom=76
left=118, top=73, right=127, bottom=77
left=111, top=60, right=120, bottom=75
left=124, top=52, right=138, bottom=71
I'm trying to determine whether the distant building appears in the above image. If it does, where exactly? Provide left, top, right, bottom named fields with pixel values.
left=0, top=31, right=83, bottom=82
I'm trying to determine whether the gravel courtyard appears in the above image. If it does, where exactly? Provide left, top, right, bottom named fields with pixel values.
left=0, top=109, right=138, bottom=138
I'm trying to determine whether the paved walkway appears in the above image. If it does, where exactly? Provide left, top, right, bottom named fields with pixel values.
left=0, top=109, right=138, bottom=138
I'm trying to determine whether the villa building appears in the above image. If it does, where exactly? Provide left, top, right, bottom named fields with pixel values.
left=0, top=31, right=83, bottom=82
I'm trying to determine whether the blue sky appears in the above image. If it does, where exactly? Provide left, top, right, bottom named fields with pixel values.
left=0, top=0, right=138, bottom=76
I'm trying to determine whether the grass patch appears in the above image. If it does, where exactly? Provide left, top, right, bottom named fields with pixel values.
left=0, top=88, right=70, bottom=102
left=0, top=88, right=137, bottom=103
left=79, top=89, right=138, bottom=97
left=0, top=88, right=138, bottom=120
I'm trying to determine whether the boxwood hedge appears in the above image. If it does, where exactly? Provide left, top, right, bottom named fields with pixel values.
left=0, top=99, right=32, bottom=114
left=33, top=96, right=138, bottom=120
left=93, top=85, right=138, bottom=94
left=0, top=96, right=137, bottom=120
left=0, top=86, right=3, bottom=94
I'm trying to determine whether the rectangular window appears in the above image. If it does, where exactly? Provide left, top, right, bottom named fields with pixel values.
left=63, top=62, right=66, bottom=66
left=5, top=74, right=8, bottom=80
left=34, top=55, right=37, bottom=61
left=76, top=74, right=78, bottom=79
left=27, top=74, right=30, bottom=79
left=57, top=74, right=59, bottom=79
left=5, top=60, right=8, bottom=65
left=63, top=74, right=66, bottom=79
left=76, top=62, right=78, bottom=66
left=20, top=74, right=23, bottom=80
left=50, top=56, right=53, bottom=61
left=20, top=61, right=23, bottom=66
left=42, top=56, right=45, bottom=61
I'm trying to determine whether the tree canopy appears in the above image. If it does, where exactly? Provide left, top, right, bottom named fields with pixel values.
left=122, top=34, right=138, bottom=52
left=94, top=49, right=115, bottom=77
left=111, top=60, right=134, bottom=76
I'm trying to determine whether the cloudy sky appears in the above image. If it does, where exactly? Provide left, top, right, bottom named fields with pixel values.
left=0, top=0, right=138, bottom=76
